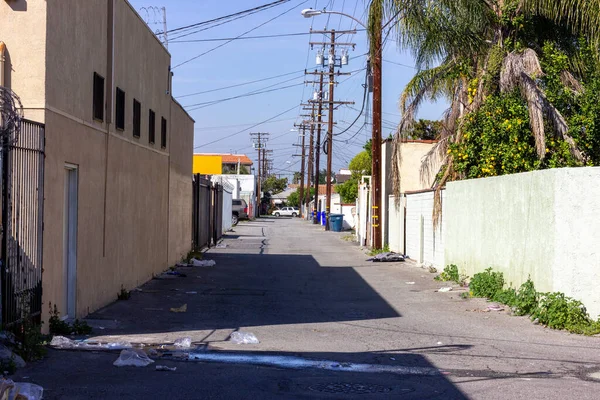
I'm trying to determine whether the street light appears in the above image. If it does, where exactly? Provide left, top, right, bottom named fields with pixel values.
left=301, top=9, right=366, bottom=28
left=302, top=6, right=385, bottom=249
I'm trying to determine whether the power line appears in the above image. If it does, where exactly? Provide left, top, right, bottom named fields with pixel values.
left=172, top=0, right=309, bottom=69
left=185, top=77, right=305, bottom=110
left=195, top=104, right=299, bottom=148
left=160, top=0, right=289, bottom=35
left=194, top=117, right=297, bottom=131
left=178, top=70, right=305, bottom=99
left=171, top=30, right=364, bottom=43
left=383, top=59, right=415, bottom=69
left=169, top=4, right=287, bottom=41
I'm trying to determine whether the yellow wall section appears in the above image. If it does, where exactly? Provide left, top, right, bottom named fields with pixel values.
left=193, top=155, right=222, bottom=174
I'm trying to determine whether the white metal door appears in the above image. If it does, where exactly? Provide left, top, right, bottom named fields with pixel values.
left=63, top=165, right=78, bottom=319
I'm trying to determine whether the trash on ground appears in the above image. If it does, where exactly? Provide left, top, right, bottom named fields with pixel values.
left=366, top=252, right=405, bottom=262
left=191, top=258, right=216, bottom=267
left=165, top=271, right=187, bottom=277
left=215, top=243, right=227, bottom=248
left=50, top=336, right=132, bottom=351
left=405, top=282, right=415, bottom=285
left=170, top=304, right=187, bottom=313
left=428, top=266, right=437, bottom=273
left=437, top=342, right=443, bottom=345
left=173, top=337, right=192, bottom=348
left=113, top=349, right=155, bottom=367
left=0, top=379, right=44, bottom=400
left=0, top=344, right=25, bottom=368
left=155, top=365, right=177, bottom=371
left=486, top=303, right=504, bottom=312
left=229, top=331, right=259, bottom=344
left=437, top=287, right=453, bottom=292
left=185, top=291, right=197, bottom=294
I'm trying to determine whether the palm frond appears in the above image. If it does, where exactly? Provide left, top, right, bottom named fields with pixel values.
left=560, top=70, right=584, bottom=93
left=524, top=0, right=600, bottom=51
left=500, top=48, right=583, bottom=161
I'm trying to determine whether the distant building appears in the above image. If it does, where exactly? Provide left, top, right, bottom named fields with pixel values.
left=193, top=153, right=253, bottom=175
left=336, top=168, right=352, bottom=184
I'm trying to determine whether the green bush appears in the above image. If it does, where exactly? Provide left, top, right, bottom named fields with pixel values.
left=531, top=292, right=600, bottom=334
left=492, top=287, right=517, bottom=306
left=469, top=268, right=505, bottom=298
left=513, top=278, right=538, bottom=316
left=435, top=264, right=460, bottom=283
left=49, top=304, right=92, bottom=335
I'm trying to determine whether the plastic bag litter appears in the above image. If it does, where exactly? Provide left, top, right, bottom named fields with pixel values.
left=0, top=379, right=44, bottom=400
left=487, top=303, right=504, bottom=311
left=173, top=337, right=192, bottom=348
left=50, top=336, right=132, bottom=351
left=190, top=258, right=216, bottom=267
left=170, top=304, right=187, bottom=313
left=438, top=287, right=453, bottom=292
left=366, top=252, right=405, bottom=262
left=229, top=331, right=259, bottom=344
left=156, top=365, right=177, bottom=371
left=104, top=341, right=133, bottom=350
left=113, top=349, right=154, bottom=367
left=50, top=335, right=78, bottom=349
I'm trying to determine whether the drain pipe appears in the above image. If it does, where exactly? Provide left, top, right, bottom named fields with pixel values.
left=0, top=41, right=5, bottom=87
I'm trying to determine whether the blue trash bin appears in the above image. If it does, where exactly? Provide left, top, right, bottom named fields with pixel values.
left=329, top=214, right=344, bottom=232
left=321, top=212, right=326, bottom=226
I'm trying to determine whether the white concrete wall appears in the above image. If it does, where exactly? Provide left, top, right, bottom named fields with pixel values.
left=445, top=167, right=600, bottom=318
left=404, top=191, right=445, bottom=266
left=222, top=186, right=233, bottom=233
left=387, top=195, right=405, bottom=254
left=381, top=140, right=393, bottom=246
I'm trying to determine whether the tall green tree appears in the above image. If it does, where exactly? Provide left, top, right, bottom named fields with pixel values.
left=336, top=150, right=372, bottom=203
left=370, top=0, right=600, bottom=222
left=262, top=176, right=287, bottom=194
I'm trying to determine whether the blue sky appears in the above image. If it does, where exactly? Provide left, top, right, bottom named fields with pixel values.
left=129, top=0, right=446, bottom=178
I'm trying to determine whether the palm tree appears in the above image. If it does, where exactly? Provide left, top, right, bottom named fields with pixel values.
left=369, top=0, right=597, bottom=220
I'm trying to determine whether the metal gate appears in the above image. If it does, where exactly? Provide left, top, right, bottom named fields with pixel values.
left=192, top=174, right=211, bottom=250
left=1, top=120, right=45, bottom=326
left=212, top=183, right=223, bottom=244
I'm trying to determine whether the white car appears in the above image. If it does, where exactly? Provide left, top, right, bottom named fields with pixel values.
left=272, top=207, right=299, bottom=217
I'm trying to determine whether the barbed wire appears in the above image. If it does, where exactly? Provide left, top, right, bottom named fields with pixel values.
left=0, top=86, right=23, bottom=147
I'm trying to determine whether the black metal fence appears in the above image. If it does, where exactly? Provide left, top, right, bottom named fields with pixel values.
left=1, top=120, right=45, bottom=327
left=192, top=174, right=224, bottom=250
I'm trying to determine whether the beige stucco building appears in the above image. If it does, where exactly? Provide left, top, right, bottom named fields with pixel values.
left=0, top=0, right=194, bottom=323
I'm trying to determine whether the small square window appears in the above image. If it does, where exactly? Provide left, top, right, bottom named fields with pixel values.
left=93, top=72, right=105, bottom=121
left=115, top=88, right=125, bottom=130
left=161, top=117, right=167, bottom=148
left=148, top=109, right=156, bottom=144
left=133, top=99, right=141, bottom=138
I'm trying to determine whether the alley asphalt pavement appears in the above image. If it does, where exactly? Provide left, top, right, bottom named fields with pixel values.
left=13, top=217, right=600, bottom=399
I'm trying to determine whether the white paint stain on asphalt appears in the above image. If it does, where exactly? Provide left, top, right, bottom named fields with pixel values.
left=188, top=352, right=441, bottom=376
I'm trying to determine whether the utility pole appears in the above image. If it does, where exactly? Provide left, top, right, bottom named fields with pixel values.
left=371, top=7, right=383, bottom=249
left=305, top=107, right=315, bottom=214
left=307, top=30, right=355, bottom=230
left=293, top=124, right=307, bottom=217
left=326, top=30, right=335, bottom=231
left=161, top=7, right=168, bottom=50
left=250, top=132, right=268, bottom=217
left=313, top=74, right=324, bottom=224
